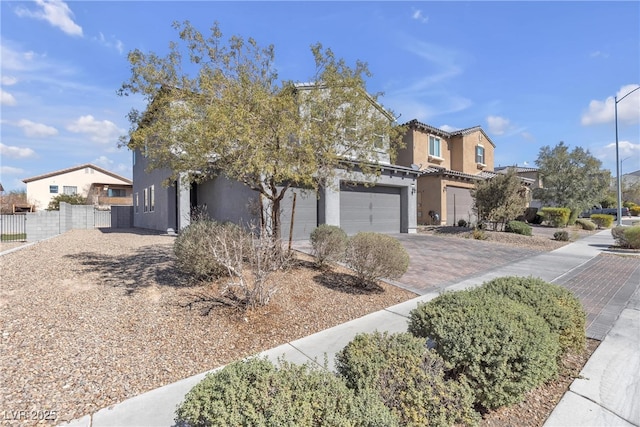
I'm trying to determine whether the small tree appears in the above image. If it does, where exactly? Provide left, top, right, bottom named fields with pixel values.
left=534, top=141, right=609, bottom=216
left=119, top=21, right=404, bottom=240
left=47, top=194, right=87, bottom=211
left=471, top=168, right=529, bottom=231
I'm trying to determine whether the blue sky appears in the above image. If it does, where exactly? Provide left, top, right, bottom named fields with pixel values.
left=1, top=1, right=639, bottom=192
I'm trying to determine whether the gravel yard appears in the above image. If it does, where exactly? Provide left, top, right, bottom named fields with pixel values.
left=1, top=225, right=598, bottom=426
left=0, top=229, right=416, bottom=425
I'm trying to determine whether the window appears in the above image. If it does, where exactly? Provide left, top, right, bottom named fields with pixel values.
left=429, top=136, right=441, bottom=158
left=344, top=118, right=357, bottom=142
left=49, top=185, right=58, bottom=194
left=476, top=145, right=485, bottom=164
left=149, top=185, right=155, bottom=212
left=143, top=188, right=148, bottom=213
left=132, top=150, right=136, bottom=166
left=134, top=192, right=139, bottom=214
left=84, top=167, right=94, bottom=174
left=374, top=133, right=386, bottom=150
left=63, top=186, right=77, bottom=195
left=108, top=188, right=126, bottom=197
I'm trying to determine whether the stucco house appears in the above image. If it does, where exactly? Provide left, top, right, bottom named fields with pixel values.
left=396, top=120, right=498, bottom=226
left=22, top=164, right=133, bottom=211
left=132, top=87, right=419, bottom=239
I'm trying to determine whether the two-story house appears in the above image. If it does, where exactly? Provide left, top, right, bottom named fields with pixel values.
left=396, top=120, right=496, bottom=226
left=22, top=164, right=133, bottom=211
left=132, top=87, right=420, bottom=239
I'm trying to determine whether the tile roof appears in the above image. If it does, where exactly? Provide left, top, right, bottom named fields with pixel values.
left=420, top=166, right=534, bottom=185
left=403, top=119, right=495, bottom=147
left=495, top=166, right=539, bottom=173
left=22, top=164, right=132, bottom=184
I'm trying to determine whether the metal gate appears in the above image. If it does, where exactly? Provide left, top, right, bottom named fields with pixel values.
left=94, top=209, right=112, bottom=228
left=0, top=214, right=27, bottom=242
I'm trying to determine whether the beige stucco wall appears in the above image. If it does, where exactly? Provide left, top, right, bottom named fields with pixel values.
left=26, top=167, right=131, bottom=210
left=450, top=131, right=495, bottom=174
left=399, top=128, right=452, bottom=170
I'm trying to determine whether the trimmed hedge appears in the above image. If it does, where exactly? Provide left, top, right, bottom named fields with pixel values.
left=345, top=232, right=409, bottom=286
left=336, top=331, right=479, bottom=426
left=539, top=207, right=571, bottom=227
left=408, top=290, right=560, bottom=410
left=505, top=220, right=532, bottom=236
left=310, top=224, right=348, bottom=267
left=175, top=358, right=396, bottom=426
left=478, top=277, right=586, bottom=354
left=590, top=214, right=614, bottom=229
left=575, top=218, right=596, bottom=231
left=612, top=225, right=640, bottom=249
left=630, top=205, right=640, bottom=216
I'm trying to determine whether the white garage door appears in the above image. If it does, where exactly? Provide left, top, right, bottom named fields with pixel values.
left=446, top=186, right=476, bottom=225
left=340, top=183, right=401, bottom=234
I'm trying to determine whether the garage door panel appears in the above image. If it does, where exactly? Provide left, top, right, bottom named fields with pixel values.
left=446, top=187, right=476, bottom=225
left=279, top=188, right=317, bottom=241
left=340, top=184, right=400, bottom=234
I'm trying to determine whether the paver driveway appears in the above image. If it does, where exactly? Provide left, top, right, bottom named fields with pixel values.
left=293, top=233, right=543, bottom=295
left=389, top=234, right=543, bottom=293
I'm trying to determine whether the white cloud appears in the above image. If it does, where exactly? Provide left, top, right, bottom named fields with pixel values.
left=1, top=75, right=18, bottom=85
left=589, top=51, right=609, bottom=59
left=0, top=143, right=36, bottom=159
left=521, top=131, right=535, bottom=142
left=411, top=8, right=429, bottom=24
left=581, top=84, right=640, bottom=126
left=67, top=115, right=124, bottom=144
left=92, top=155, right=114, bottom=169
left=0, top=166, right=25, bottom=175
left=1, top=89, right=17, bottom=106
left=95, top=32, right=124, bottom=54
left=17, top=119, right=58, bottom=137
left=440, top=125, right=459, bottom=132
left=15, top=0, right=83, bottom=37
left=595, top=141, right=640, bottom=173
left=0, top=43, right=40, bottom=72
left=487, top=115, right=511, bottom=135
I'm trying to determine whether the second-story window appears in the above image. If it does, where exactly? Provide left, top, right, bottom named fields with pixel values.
left=476, top=145, right=485, bottom=164
left=429, top=136, right=441, bottom=158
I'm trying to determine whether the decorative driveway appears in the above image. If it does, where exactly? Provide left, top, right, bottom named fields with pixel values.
left=389, top=234, right=543, bottom=294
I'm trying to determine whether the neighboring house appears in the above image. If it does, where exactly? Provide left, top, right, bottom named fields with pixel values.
left=396, top=120, right=498, bottom=226
left=495, top=165, right=541, bottom=208
left=132, top=88, right=419, bottom=239
left=22, top=164, right=133, bottom=211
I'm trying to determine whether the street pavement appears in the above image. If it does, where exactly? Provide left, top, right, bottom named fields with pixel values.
left=61, top=229, right=640, bottom=427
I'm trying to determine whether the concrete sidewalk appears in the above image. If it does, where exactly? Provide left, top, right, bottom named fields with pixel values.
left=62, top=230, right=640, bottom=427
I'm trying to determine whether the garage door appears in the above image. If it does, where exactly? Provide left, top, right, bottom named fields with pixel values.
left=340, top=183, right=401, bottom=234
left=279, top=187, right=317, bottom=241
left=446, top=186, right=476, bottom=225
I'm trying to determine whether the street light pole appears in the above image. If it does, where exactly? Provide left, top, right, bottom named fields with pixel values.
left=614, top=85, right=640, bottom=226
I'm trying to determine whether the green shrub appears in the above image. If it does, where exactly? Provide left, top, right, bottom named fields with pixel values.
left=590, top=214, right=614, bottom=229
left=553, top=230, right=569, bottom=241
left=344, top=232, right=409, bottom=286
left=175, top=357, right=395, bottom=426
left=408, top=290, right=560, bottom=410
left=505, top=220, right=532, bottom=236
left=575, top=218, right=596, bottom=231
left=457, top=219, right=468, bottom=228
left=310, top=224, right=348, bottom=267
left=46, top=193, right=87, bottom=210
left=630, top=205, right=640, bottom=216
left=478, top=277, right=586, bottom=354
left=625, top=227, right=640, bottom=249
left=174, top=220, right=242, bottom=279
left=539, top=207, right=571, bottom=227
left=612, top=226, right=640, bottom=249
left=472, top=228, right=487, bottom=240
left=335, top=331, right=479, bottom=426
